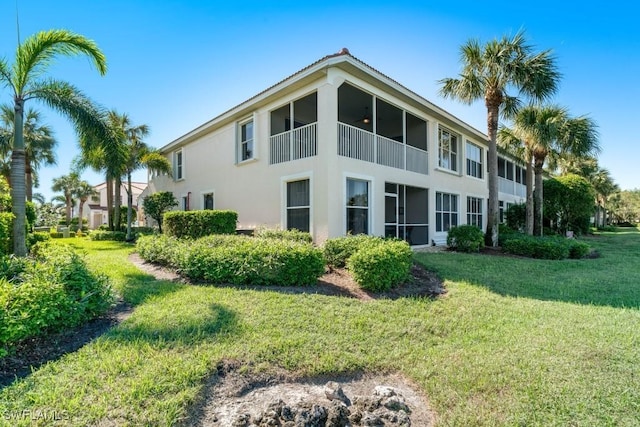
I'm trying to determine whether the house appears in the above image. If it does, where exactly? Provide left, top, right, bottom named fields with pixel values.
left=142, top=49, right=525, bottom=245
left=76, top=181, right=148, bottom=229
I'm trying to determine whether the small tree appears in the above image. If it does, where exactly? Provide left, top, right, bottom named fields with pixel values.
left=143, top=192, right=177, bottom=233
left=544, top=174, right=595, bottom=235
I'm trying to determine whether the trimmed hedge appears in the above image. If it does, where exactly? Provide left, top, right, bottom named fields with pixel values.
left=164, top=210, right=238, bottom=239
left=136, top=234, right=325, bottom=286
left=347, top=239, right=413, bottom=292
left=323, top=235, right=383, bottom=268
left=89, top=230, right=127, bottom=241
left=254, top=227, right=313, bottom=243
left=447, top=225, right=484, bottom=253
left=502, top=235, right=591, bottom=260
left=0, top=242, right=114, bottom=356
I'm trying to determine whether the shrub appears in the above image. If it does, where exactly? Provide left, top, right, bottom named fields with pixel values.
left=0, top=242, right=114, bottom=354
left=502, top=235, right=571, bottom=260
left=27, top=232, right=51, bottom=250
left=89, top=231, right=127, bottom=241
left=136, top=234, right=184, bottom=266
left=544, top=174, right=595, bottom=235
left=568, top=240, right=591, bottom=259
left=254, top=227, right=313, bottom=243
left=323, top=235, right=383, bottom=268
left=347, top=239, right=412, bottom=292
left=505, top=203, right=527, bottom=231
left=49, top=232, right=64, bottom=239
left=164, top=210, right=238, bottom=239
left=447, top=225, right=484, bottom=253
left=498, top=224, right=521, bottom=246
left=0, top=212, right=14, bottom=255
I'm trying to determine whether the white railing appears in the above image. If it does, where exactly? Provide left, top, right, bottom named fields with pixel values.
left=338, top=122, right=428, bottom=174
left=270, top=122, right=317, bottom=165
left=499, top=177, right=526, bottom=197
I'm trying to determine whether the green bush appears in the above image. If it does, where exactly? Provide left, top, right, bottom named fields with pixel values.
left=502, top=235, right=571, bottom=260
left=27, top=232, right=51, bottom=250
left=347, top=239, right=412, bottom=292
left=49, top=232, right=64, bottom=239
left=447, top=225, right=484, bottom=253
left=136, top=234, right=184, bottom=266
left=567, top=239, right=591, bottom=259
left=323, top=235, right=383, bottom=268
left=254, top=227, right=313, bottom=243
left=0, top=243, right=113, bottom=354
left=0, top=212, right=14, bottom=255
left=164, top=210, right=238, bottom=239
left=88, top=231, right=127, bottom=241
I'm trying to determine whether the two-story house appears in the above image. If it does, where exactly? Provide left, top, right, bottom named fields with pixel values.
left=142, top=49, right=525, bottom=245
left=77, top=181, right=148, bottom=229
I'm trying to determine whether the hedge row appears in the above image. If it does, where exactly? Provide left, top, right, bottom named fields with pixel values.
left=502, top=234, right=591, bottom=260
left=136, top=234, right=324, bottom=286
left=0, top=242, right=114, bottom=356
left=324, top=235, right=412, bottom=292
left=164, top=210, right=237, bottom=239
left=447, top=225, right=484, bottom=253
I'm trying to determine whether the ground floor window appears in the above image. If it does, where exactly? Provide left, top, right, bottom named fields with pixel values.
left=203, top=193, right=214, bottom=210
left=436, top=192, right=458, bottom=232
left=346, top=178, right=369, bottom=234
left=286, top=179, right=310, bottom=232
left=467, top=196, right=483, bottom=228
left=385, top=183, right=429, bottom=245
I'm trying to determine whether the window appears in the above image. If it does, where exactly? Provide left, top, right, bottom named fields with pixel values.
left=438, top=127, right=458, bottom=171
left=498, top=158, right=514, bottom=180
left=174, top=149, right=183, bottom=180
left=346, top=178, right=369, bottom=235
left=435, top=192, right=458, bottom=232
left=499, top=201, right=505, bottom=223
left=286, top=179, right=310, bottom=232
left=182, top=195, right=189, bottom=211
left=467, top=197, right=483, bottom=228
left=515, top=165, right=526, bottom=184
left=203, top=193, right=214, bottom=210
left=466, top=142, right=483, bottom=179
left=238, top=119, right=254, bottom=162
left=91, top=195, right=99, bottom=203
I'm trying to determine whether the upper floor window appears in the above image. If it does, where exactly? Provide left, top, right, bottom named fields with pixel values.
left=438, top=127, right=458, bottom=172
left=238, top=119, right=254, bottom=162
left=466, top=142, right=483, bottom=179
left=498, top=157, right=514, bottom=181
left=173, top=149, right=183, bottom=180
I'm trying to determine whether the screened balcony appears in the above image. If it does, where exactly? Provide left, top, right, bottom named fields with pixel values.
left=337, top=83, right=428, bottom=175
left=498, top=157, right=527, bottom=197
left=269, top=92, right=318, bottom=165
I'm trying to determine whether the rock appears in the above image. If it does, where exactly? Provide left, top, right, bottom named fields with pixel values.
left=324, top=381, right=351, bottom=405
left=382, top=395, right=410, bottom=413
left=353, top=395, right=382, bottom=412
left=281, top=405, right=296, bottom=421
left=373, top=385, right=398, bottom=398
left=294, top=403, right=328, bottom=426
left=326, top=400, right=351, bottom=426
left=361, top=412, right=384, bottom=426
left=232, top=413, right=251, bottom=427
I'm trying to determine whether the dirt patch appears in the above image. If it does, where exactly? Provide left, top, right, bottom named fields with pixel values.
left=182, top=361, right=435, bottom=426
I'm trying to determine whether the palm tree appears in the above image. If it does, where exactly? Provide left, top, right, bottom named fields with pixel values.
left=0, top=29, right=107, bottom=256
left=439, top=31, right=560, bottom=246
left=510, top=105, right=599, bottom=234
left=52, top=173, right=82, bottom=225
left=73, top=180, right=97, bottom=231
left=0, top=105, right=58, bottom=201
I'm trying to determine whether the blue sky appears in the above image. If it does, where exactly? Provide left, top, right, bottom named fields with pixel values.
left=1, top=0, right=638, bottom=201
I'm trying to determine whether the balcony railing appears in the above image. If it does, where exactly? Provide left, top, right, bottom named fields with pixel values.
left=499, top=177, right=526, bottom=198
left=270, top=122, right=317, bottom=165
left=338, top=122, right=428, bottom=175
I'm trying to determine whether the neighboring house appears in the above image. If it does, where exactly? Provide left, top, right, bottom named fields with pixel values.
left=142, top=49, right=525, bottom=245
left=76, top=181, right=148, bottom=229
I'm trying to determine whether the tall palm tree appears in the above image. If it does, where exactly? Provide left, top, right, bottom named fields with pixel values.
left=511, top=105, right=600, bottom=234
left=439, top=31, right=560, bottom=246
left=73, top=180, right=97, bottom=231
left=0, top=29, right=107, bottom=256
left=52, top=173, right=81, bottom=225
left=0, top=105, right=58, bottom=201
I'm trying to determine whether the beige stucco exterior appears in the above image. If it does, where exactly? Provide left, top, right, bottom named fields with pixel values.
left=143, top=51, right=525, bottom=245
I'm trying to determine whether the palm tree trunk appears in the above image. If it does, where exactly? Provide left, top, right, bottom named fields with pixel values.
left=25, top=153, right=33, bottom=202
left=126, top=172, right=133, bottom=241
left=65, top=194, right=72, bottom=225
left=114, top=176, right=122, bottom=231
left=534, top=157, right=545, bottom=236
left=525, top=155, right=534, bottom=235
left=485, top=102, right=500, bottom=247
left=11, top=100, right=27, bottom=256
left=106, top=177, right=114, bottom=230
left=78, top=197, right=86, bottom=231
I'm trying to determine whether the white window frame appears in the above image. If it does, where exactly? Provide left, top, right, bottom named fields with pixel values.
left=281, top=172, right=313, bottom=235
left=435, top=191, right=459, bottom=232
left=237, top=117, right=255, bottom=163
left=344, top=174, right=373, bottom=235
left=438, top=126, right=458, bottom=172
left=466, top=141, right=483, bottom=179
left=174, top=149, right=184, bottom=181
left=467, top=196, right=483, bottom=228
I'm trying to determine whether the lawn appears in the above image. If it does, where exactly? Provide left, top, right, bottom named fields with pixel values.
left=0, top=230, right=639, bottom=426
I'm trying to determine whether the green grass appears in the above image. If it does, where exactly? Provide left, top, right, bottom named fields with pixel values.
left=1, top=232, right=639, bottom=426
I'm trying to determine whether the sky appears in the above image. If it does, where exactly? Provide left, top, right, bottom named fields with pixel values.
left=0, top=0, right=638, bottom=201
